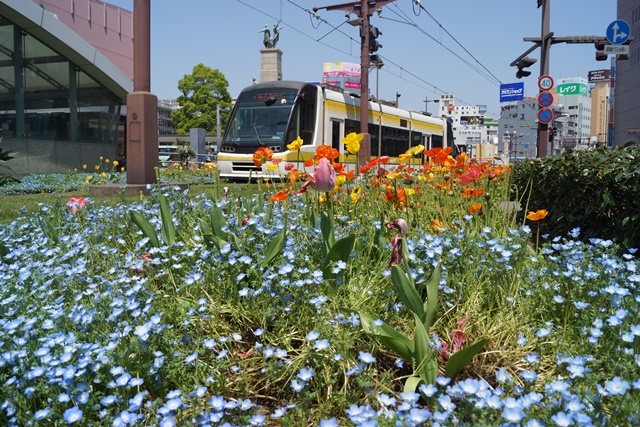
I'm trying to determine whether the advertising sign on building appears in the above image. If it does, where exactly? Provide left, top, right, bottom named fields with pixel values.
left=499, top=82, right=525, bottom=103
left=556, top=82, right=589, bottom=97
left=588, top=69, right=611, bottom=83
left=323, top=62, right=361, bottom=90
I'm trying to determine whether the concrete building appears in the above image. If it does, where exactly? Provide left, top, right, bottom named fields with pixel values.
left=613, top=0, right=640, bottom=146
left=158, top=99, right=179, bottom=135
left=0, top=0, right=133, bottom=174
left=554, top=77, right=592, bottom=150
left=589, top=69, right=612, bottom=147
left=498, top=99, right=539, bottom=162
left=437, top=94, right=496, bottom=159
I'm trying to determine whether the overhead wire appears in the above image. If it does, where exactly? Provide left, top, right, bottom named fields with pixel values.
left=236, top=0, right=501, bottom=116
left=405, top=2, right=504, bottom=86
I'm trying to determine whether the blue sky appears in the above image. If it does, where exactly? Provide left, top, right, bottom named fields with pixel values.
left=105, top=0, right=617, bottom=118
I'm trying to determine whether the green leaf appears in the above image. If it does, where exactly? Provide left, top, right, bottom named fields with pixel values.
left=391, top=265, right=425, bottom=322
left=209, top=203, right=227, bottom=238
left=420, top=357, right=438, bottom=386
left=445, top=338, right=490, bottom=381
left=413, top=313, right=432, bottom=376
left=259, top=227, right=286, bottom=267
left=373, top=226, right=386, bottom=250
left=199, top=218, right=212, bottom=236
left=38, top=217, right=59, bottom=245
left=159, top=194, right=176, bottom=247
left=130, top=210, right=160, bottom=248
left=360, top=311, right=414, bottom=361
left=202, top=233, right=227, bottom=251
left=404, top=376, right=423, bottom=394
left=322, top=233, right=355, bottom=270
left=423, top=262, right=441, bottom=330
left=0, top=243, right=8, bottom=258
left=320, top=211, right=335, bottom=255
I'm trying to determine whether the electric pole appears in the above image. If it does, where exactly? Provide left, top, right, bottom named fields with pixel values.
left=313, top=0, right=395, bottom=165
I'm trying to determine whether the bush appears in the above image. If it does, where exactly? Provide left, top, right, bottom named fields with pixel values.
left=510, top=146, right=640, bottom=249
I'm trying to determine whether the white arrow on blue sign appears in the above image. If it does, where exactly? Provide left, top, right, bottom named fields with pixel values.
left=606, top=20, right=630, bottom=45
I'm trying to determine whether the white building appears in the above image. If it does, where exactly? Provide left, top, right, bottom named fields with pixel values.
left=437, top=94, right=495, bottom=160
left=554, top=77, right=592, bottom=150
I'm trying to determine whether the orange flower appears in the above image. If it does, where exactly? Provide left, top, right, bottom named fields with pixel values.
left=315, top=144, right=340, bottom=162
left=461, top=187, right=484, bottom=198
left=270, top=190, right=288, bottom=202
left=253, top=147, right=273, bottom=168
left=526, top=209, right=548, bottom=221
left=431, top=219, right=444, bottom=233
left=468, top=203, right=482, bottom=214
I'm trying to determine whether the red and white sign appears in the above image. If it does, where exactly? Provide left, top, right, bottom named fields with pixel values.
left=538, top=75, right=554, bottom=91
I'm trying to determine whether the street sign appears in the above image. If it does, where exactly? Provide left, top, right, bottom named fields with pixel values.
left=538, top=75, right=554, bottom=91
left=537, top=108, right=554, bottom=125
left=606, top=20, right=630, bottom=45
left=605, top=45, right=629, bottom=55
left=537, top=92, right=553, bottom=108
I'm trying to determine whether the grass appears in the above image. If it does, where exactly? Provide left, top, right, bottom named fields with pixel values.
left=0, top=149, right=638, bottom=426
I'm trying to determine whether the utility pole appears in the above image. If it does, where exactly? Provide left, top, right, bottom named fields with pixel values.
left=511, top=0, right=631, bottom=158
left=313, top=1, right=395, bottom=165
left=537, top=0, right=551, bottom=157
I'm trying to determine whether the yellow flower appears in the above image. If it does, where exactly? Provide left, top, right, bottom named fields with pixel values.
left=121, top=167, right=125, bottom=172
left=113, top=160, right=119, bottom=167
left=350, top=186, right=362, bottom=203
left=94, top=165, right=100, bottom=171
left=82, top=164, right=87, bottom=170
left=99, top=156, right=103, bottom=160
left=342, top=132, right=364, bottom=154
left=335, top=175, right=346, bottom=187
left=287, top=136, right=303, bottom=151
left=405, top=188, right=415, bottom=196
left=266, top=163, right=278, bottom=171
left=526, top=209, right=549, bottom=221
left=105, top=158, right=110, bottom=163
left=386, top=172, right=403, bottom=180
left=100, top=172, right=107, bottom=178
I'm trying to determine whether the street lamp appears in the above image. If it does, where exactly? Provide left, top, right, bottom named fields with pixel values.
left=216, top=104, right=230, bottom=156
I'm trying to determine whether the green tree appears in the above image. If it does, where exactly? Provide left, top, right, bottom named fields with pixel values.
left=172, top=64, right=232, bottom=134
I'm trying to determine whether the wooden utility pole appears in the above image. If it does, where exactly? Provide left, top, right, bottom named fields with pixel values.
left=313, top=1, right=395, bottom=165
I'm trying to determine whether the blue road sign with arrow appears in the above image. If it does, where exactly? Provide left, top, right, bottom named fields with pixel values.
left=606, top=20, right=630, bottom=45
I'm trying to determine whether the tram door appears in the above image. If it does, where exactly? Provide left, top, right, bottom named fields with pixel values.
left=330, top=119, right=343, bottom=153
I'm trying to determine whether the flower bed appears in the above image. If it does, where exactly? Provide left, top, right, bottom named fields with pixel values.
left=0, top=144, right=638, bottom=426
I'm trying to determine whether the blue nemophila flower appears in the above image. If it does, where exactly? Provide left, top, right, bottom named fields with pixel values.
left=306, top=331, right=320, bottom=341
left=551, top=411, right=573, bottom=427
left=63, top=406, right=83, bottom=424
left=314, top=339, right=330, bottom=350
left=358, top=351, right=375, bottom=364
left=291, top=379, right=306, bottom=392
left=535, top=327, right=552, bottom=338
left=184, top=352, right=198, bottom=365
left=602, top=376, right=630, bottom=396
left=319, top=418, right=339, bottom=427
left=34, top=408, right=50, bottom=420
left=297, top=368, right=314, bottom=382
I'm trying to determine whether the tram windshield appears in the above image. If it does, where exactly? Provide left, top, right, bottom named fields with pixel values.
left=223, top=88, right=299, bottom=149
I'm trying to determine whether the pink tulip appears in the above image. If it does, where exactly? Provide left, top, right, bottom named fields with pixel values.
left=299, top=157, right=336, bottom=194
left=67, top=197, right=86, bottom=214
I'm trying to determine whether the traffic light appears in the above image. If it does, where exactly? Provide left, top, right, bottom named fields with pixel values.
left=617, top=39, right=632, bottom=61
left=515, top=57, right=537, bottom=79
left=548, top=129, right=554, bottom=143
left=595, top=38, right=608, bottom=61
left=369, top=25, right=382, bottom=52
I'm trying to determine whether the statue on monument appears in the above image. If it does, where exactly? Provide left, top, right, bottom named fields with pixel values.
left=259, top=22, right=283, bottom=48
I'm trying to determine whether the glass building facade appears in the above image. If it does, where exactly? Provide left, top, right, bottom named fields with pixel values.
left=0, top=1, right=131, bottom=175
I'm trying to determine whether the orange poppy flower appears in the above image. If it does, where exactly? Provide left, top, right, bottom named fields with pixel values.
left=253, top=147, right=273, bottom=168
left=468, top=203, right=482, bottom=214
left=315, top=144, right=340, bottom=161
left=270, top=190, right=288, bottom=202
left=461, top=187, right=484, bottom=198
left=431, top=219, right=444, bottom=233
left=303, top=159, right=315, bottom=168
left=526, top=209, right=548, bottom=221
